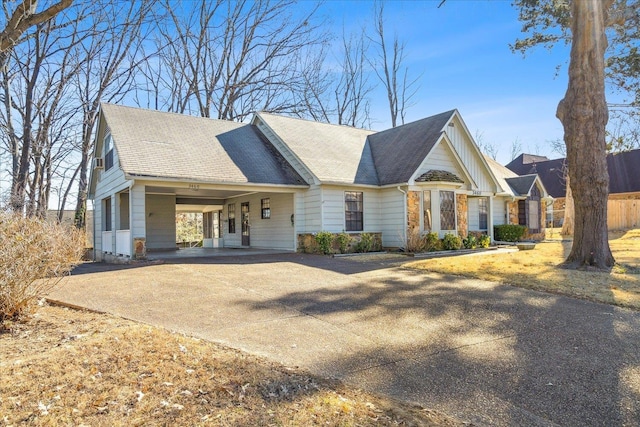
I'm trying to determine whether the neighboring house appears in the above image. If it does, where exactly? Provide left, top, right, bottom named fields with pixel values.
left=89, top=104, right=550, bottom=261
left=507, top=150, right=640, bottom=230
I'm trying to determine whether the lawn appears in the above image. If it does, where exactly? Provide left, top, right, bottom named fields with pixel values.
left=407, top=229, right=640, bottom=310
left=1, top=304, right=461, bottom=426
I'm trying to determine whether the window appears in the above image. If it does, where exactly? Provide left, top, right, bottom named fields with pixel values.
left=345, top=191, right=363, bottom=231
left=261, top=198, right=271, bottom=219
left=440, top=191, right=456, bottom=230
left=423, top=191, right=432, bottom=232
left=104, top=134, right=114, bottom=171
left=478, top=197, right=488, bottom=230
left=104, top=197, right=112, bottom=231
left=228, top=203, right=236, bottom=233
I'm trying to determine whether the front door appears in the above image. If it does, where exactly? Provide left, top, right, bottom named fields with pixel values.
left=241, top=202, right=250, bottom=246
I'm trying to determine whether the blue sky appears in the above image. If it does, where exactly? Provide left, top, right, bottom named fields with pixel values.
left=322, top=0, right=574, bottom=164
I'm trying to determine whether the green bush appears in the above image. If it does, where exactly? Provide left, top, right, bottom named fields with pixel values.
left=424, top=232, right=442, bottom=252
left=442, top=233, right=462, bottom=250
left=494, top=224, right=527, bottom=242
left=462, top=235, right=477, bottom=249
left=336, top=232, right=351, bottom=254
left=355, top=232, right=374, bottom=253
left=478, top=234, right=491, bottom=248
left=314, top=231, right=334, bottom=255
left=1, top=212, right=84, bottom=325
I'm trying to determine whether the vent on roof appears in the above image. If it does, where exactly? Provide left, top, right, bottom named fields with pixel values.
left=94, top=157, right=104, bottom=169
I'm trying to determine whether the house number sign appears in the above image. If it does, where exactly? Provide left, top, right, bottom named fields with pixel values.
left=472, top=190, right=481, bottom=196
left=189, top=184, right=200, bottom=190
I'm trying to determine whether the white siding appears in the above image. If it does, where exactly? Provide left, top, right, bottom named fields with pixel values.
left=222, top=193, right=295, bottom=250
left=302, top=186, right=322, bottom=233
left=320, top=186, right=381, bottom=234
left=468, top=197, right=479, bottom=230
left=145, top=194, right=176, bottom=250
left=417, top=142, right=467, bottom=188
left=380, top=188, right=405, bottom=248
left=445, top=115, right=497, bottom=192
left=130, top=184, right=146, bottom=240
left=493, top=196, right=508, bottom=226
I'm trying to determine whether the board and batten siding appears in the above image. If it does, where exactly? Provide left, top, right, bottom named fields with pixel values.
left=445, top=116, right=497, bottom=193
left=145, top=194, right=176, bottom=250
left=380, top=188, right=405, bottom=248
left=222, top=193, right=295, bottom=250
left=416, top=142, right=467, bottom=188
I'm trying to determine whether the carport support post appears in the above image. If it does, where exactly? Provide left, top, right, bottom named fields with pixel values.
left=130, top=183, right=147, bottom=259
left=488, top=196, right=494, bottom=242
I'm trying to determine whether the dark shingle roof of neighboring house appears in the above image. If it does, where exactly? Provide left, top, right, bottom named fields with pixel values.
left=607, top=149, right=640, bottom=194
left=505, top=175, right=538, bottom=196
left=100, top=104, right=307, bottom=186
left=506, top=153, right=551, bottom=175
left=415, top=170, right=464, bottom=183
left=507, top=149, right=640, bottom=197
left=367, top=110, right=456, bottom=185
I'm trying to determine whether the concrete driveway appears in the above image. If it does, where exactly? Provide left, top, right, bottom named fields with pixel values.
left=50, top=253, right=640, bottom=426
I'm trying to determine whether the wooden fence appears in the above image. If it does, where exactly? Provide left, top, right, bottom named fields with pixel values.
left=608, top=198, right=640, bottom=230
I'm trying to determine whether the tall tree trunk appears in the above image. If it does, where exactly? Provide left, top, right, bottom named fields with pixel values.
left=556, top=0, right=614, bottom=269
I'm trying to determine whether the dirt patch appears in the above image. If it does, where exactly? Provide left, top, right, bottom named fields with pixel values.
left=1, top=304, right=463, bottom=426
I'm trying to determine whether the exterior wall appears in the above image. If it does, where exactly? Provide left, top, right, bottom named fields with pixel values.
left=507, top=200, right=519, bottom=224
left=415, top=142, right=467, bottom=188
left=318, top=186, right=381, bottom=233
left=222, top=192, right=295, bottom=250
left=445, top=115, right=497, bottom=192
left=468, top=197, right=479, bottom=230
left=407, top=191, right=420, bottom=236
left=92, top=129, right=130, bottom=260
left=302, top=185, right=322, bottom=233
left=379, top=187, right=405, bottom=248
left=145, top=194, right=176, bottom=250
left=493, top=198, right=508, bottom=226
left=456, top=194, right=468, bottom=238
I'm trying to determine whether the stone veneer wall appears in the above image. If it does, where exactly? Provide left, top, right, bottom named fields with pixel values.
left=507, top=201, right=519, bottom=224
left=407, top=191, right=421, bottom=235
left=456, top=194, right=468, bottom=238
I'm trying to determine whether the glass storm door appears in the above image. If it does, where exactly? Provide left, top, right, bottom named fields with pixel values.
left=241, top=202, right=250, bottom=246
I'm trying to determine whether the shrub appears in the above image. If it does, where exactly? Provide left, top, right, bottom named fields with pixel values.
left=423, top=232, right=442, bottom=252
left=314, top=231, right=334, bottom=255
left=494, top=224, right=527, bottom=242
left=462, top=234, right=477, bottom=249
left=405, top=228, right=424, bottom=252
left=478, top=234, right=491, bottom=248
left=442, top=233, right=462, bottom=250
left=1, top=212, right=84, bottom=325
left=336, top=232, right=352, bottom=254
left=355, top=232, right=374, bottom=253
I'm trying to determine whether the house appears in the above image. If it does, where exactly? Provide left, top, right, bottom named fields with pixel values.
left=507, top=150, right=640, bottom=230
left=89, top=104, right=550, bottom=261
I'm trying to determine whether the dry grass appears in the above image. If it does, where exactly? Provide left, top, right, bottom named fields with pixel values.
left=1, top=304, right=461, bottom=426
left=407, top=229, right=640, bottom=310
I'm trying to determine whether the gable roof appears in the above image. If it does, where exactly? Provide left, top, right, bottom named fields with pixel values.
left=506, top=153, right=551, bottom=174
left=99, top=104, right=306, bottom=186
left=507, top=149, right=640, bottom=197
left=367, top=110, right=456, bottom=185
left=255, top=112, right=378, bottom=185
left=505, top=175, right=538, bottom=196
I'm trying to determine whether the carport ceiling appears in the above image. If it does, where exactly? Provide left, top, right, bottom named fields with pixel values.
left=146, top=186, right=256, bottom=199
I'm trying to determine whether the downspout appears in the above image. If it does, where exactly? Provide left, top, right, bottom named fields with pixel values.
left=397, top=186, right=407, bottom=249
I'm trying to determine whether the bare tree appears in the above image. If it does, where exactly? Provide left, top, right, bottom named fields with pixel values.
left=510, top=137, right=523, bottom=161
left=474, top=130, right=499, bottom=160
left=69, top=0, right=156, bottom=228
left=143, top=0, right=329, bottom=122
left=370, top=1, right=420, bottom=127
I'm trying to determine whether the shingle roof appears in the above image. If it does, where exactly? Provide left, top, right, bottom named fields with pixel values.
left=256, top=113, right=378, bottom=185
left=506, top=153, right=551, bottom=174
left=505, top=175, right=538, bottom=196
left=415, top=170, right=464, bottom=183
left=367, top=110, right=456, bottom=185
left=483, top=155, right=517, bottom=195
left=100, top=104, right=306, bottom=186
left=607, top=149, right=640, bottom=194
